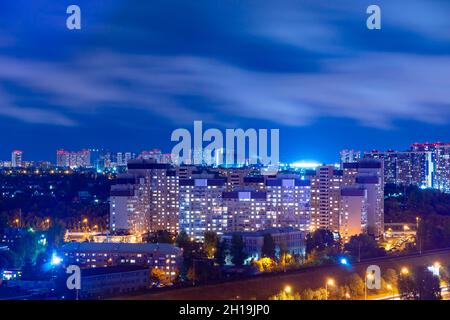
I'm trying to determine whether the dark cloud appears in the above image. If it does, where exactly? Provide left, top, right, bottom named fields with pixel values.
left=0, top=0, right=449, bottom=161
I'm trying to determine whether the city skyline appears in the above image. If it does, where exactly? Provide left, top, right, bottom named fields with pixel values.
left=1, top=1, right=450, bottom=163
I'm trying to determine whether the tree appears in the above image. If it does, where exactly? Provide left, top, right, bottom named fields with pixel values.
left=0, top=212, right=9, bottom=234
left=347, top=274, right=365, bottom=298
left=261, top=234, right=276, bottom=259
left=0, top=250, right=15, bottom=270
left=398, top=266, right=442, bottom=300
left=204, top=231, right=218, bottom=259
left=215, top=239, right=228, bottom=266
left=230, top=234, right=246, bottom=266
left=253, top=257, right=276, bottom=273
left=384, top=268, right=398, bottom=289
left=46, top=220, right=66, bottom=249
left=300, top=288, right=315, bottom=300
left=176, top=230, right=191, bottom=248
left=269, top=289, right=300, bottom=300
left=149, top=230, right=174, bottom=244
left=344, top=234, right=386, bottom=260
left=305, top=229, right=337, bottom=256
left=150, top=267, right=170, bottom=286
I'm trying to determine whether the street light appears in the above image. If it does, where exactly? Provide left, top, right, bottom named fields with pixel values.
left=386, top=284, right=394, bottom=300
left=401, top=267, right=409, bottom=275
left=284, top=285, right=292, bottom=294
left=416, top=217, right=421, bottom=254
left=365, top=273, right=374, bottom=300
left=325, top=278, right=335, bottom=300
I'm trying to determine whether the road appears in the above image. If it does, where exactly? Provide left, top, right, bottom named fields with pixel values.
left=116, top=248, right=450, bottom=300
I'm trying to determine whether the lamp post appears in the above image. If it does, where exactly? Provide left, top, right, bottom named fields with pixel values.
left=325, top=278, right=335, bottom=300
left=365, top=273, right=374, bottom=300
left=416, top=216, right=422, bottom=254
left=386, top=284, right=394, bottom=300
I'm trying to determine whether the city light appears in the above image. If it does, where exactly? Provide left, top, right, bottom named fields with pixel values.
left=401, top=267, right=409, bottom=275
left=290, top=161, right=321, bottom=169
left=284, top=285, right=292, bottom=294
left=339, top=258, right=349, bottom=266
left=50, top=253, right=62, bottom=266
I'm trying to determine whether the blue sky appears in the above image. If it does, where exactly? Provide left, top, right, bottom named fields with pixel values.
left=1, top=0, right=450, bottom=163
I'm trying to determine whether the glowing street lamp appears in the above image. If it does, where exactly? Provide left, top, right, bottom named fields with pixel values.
left=325, top=278, right=335, bottom=300
left=386, top=284, right=395, bottom=300
left=365, top=273, right=374, bottom=300
left=401, top=267, right=409, bottom=275
left=284, top=285, right=292, bottom=294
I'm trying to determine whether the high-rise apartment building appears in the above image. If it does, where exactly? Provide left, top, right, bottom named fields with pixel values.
left=110, top=175, right=148, bottom=235
left=307, top=166, right=342, bottom=234
left=265, top=175, right=311, bottom=232
left=222, top=191, right=269, bottom=232
left=179, top=172, right=227, bottom=241
left=343, top=159, right=384, bottom=238
left=127, top=160, right=179, bottom=234
left=110, top=159, right=179, bottom=236
left=339, top=187, right=367, bottom=243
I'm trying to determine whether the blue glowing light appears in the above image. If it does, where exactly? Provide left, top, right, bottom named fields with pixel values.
left=340, top=258, right=348, bottom=265
left=51, top=253, right=62, bottom=266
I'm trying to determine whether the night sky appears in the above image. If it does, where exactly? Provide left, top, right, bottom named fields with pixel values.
left=1, top=0, right=450, bottom=163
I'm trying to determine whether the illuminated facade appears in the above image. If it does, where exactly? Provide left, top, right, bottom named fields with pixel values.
left=307, top=166, right=342, bottom=234
left=339, top=187, right=367, bottom=243
left=179, top=173, right=227, bottom=241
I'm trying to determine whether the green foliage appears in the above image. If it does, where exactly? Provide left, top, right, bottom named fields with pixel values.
left=203, top=231, right=218, bottom=259
left=418, top=215, right=450, bottom=250
left=385, top=184, right=450, bottom=222
left=215, top=239, right=228, bottom=266
left=46, top=220, right=66, bottom=249
left=230, top=234, right=246, bottom=266
left=149, top=230, right=174, bottom=244
left=347, top=274, right=365, bottom=298
left=398, top=266, right=442, bottom=300
left=305, top=229, right=337, bottom=256
left=384, top=268, right=398, bottom=288
left=0, top=250, right=16, bottom=270
left=300, top=288, right=327, bottom=300
left=344, top=234, right=386, bottom=260
left=261, top=234, right=276, bottom=259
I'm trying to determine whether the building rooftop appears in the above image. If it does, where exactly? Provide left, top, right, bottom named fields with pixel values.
left=61, top=242, right=182, bottom=255
left=223, top=227, right=304, bottom=238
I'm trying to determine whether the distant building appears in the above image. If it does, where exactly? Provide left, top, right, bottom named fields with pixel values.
left=11, top=150, right=23, bottom=168
left=56, top=149, right=91, bottom=168
left=222, top=227, right=306, bottom=262
left=340, top=149, right=361, bottom=167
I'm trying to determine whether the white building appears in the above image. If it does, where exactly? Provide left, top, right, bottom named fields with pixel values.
left=339, top=187, right=367, bottom=243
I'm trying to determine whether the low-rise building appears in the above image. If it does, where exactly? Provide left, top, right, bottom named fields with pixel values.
left=79, top=266, right=150, bottom=299
left=222, top=227, right=306, bottom=262
left=60, top=243, right=182, bottom=279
